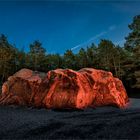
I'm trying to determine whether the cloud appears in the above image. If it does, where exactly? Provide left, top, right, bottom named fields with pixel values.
left=88, top=31, right=107, bottom=41
left=115, top=39, right=125, bottom=46
left=71, top=25, right=117, bottom=51
left=71, top=45, right=81, bottom=51
left=71, top=31, right=107, bottom=51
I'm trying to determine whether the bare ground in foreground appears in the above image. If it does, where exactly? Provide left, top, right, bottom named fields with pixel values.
left=0, top=98, right=140, bottom=139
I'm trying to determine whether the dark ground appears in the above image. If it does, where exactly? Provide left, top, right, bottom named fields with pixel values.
left=0, top=98, right=140, bottom=140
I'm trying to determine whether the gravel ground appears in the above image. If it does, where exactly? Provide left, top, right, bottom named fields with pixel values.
left=0, top=98, right=140, bottom=139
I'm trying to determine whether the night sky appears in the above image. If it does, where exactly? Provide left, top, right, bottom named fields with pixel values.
left=0, top=1, right=140, bottom=54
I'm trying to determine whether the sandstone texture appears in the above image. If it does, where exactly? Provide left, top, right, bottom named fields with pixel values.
left=0, top=68, right=129, bottom=109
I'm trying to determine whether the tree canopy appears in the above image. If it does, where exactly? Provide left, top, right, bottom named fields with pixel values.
left=125, top=15, right=140, bottom=51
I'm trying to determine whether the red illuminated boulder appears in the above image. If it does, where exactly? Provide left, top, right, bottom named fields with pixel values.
left=0, top=69, right=45, bottom=106
left=0, top=68, right=129, bottom=109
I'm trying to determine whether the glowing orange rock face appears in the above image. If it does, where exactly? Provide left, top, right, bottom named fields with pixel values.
left=0, top=68, right=129, bottom=109
left=0, top=69, right=43, bottom=105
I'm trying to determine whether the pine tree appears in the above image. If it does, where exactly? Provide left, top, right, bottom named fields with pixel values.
left=125, top=15, right=140, bottom=51
left=29, top=40, right=46, bottom=71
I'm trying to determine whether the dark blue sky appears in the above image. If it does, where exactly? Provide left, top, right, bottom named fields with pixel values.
left=0, top=1, right=140, bottom=54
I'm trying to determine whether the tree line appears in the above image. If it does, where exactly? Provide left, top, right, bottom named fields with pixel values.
left=0, top=15, right=140, bottom=95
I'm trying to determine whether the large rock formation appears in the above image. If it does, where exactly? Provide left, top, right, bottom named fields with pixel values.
left=0, top=68, right=129, bottom=109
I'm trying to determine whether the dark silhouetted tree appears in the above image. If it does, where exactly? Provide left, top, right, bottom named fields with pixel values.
left=46, top=54, right=63, bottom=71
left=63, top=50, right=76, bottom=69
left=86, top=43, right=98, bottom=68
left=77, top=48, right=88, bottom=69
left=29, top=40, right=46, bottom=71
left=125, top=15, right=140, bottom=51
left=0, top=34, right=17, bottom=84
